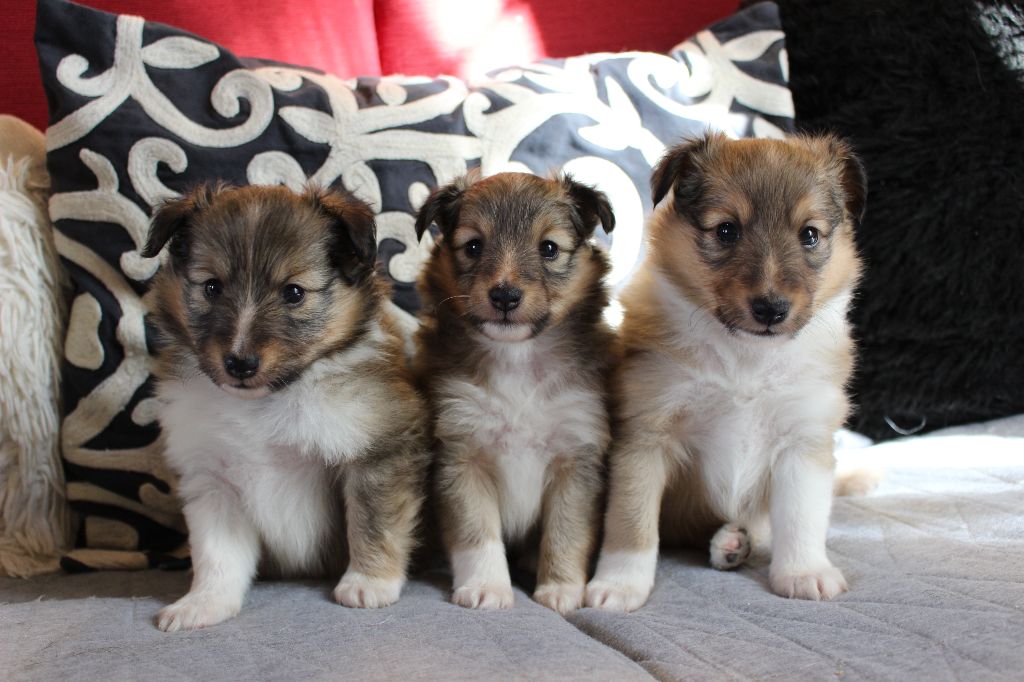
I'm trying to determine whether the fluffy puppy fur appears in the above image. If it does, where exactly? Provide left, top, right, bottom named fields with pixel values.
left=586, top=133, right=866, bottom=611
left=414, top=172, right=617, bottom=614
left=143, top=184, right=429, bottom=631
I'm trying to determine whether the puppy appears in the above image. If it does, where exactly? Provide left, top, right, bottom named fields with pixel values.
left=414, top=172, right=617, bottom=614
left=143, top=184, right=429, bottom=631
left=586, top=133, right=866, bottom=611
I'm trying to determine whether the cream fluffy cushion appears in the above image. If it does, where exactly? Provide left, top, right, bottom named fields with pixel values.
left=0, top=114, right=71, bottom=576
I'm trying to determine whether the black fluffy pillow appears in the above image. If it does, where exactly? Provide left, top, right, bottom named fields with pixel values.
left=768, top=0, right=1024, bottom=440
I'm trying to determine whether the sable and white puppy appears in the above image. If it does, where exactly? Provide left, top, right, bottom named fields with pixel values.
left=143, top=184, right=429, bottom=631
left=414, top=172, right=617, bottom=614
left=586, top=133, right=866, bottom=611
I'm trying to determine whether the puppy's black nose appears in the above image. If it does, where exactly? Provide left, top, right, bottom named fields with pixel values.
left=224, top=354, right=260, bottom=379
left=750, top=297, right=790, bottom=326
left=488, top=284, right=523, bottom=313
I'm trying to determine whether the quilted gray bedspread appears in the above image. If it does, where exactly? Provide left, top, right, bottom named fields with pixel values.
left=2, top=417, right=1023, bottom=681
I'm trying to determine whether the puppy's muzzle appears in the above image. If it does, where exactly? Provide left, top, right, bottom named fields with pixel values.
left=224, top=353, right=260, bottom=380
left=488, top=284, right=523, bottom=313
left=750, top=296, right=790, bottom=327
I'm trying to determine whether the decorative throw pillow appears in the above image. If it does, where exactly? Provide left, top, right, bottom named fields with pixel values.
left=37, top=0, right=793, bottom=567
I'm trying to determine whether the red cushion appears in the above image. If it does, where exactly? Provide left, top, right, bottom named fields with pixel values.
left=4, top=0, right=379, bottom=132
left=5, top=2, right=48, bottom=131
left=374, top=0, right=741, bottom=80
left=8, top=0, right=740, bottom=133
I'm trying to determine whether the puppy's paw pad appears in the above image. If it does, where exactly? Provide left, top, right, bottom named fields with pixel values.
left=710, top=524, right=750, bottom=570
left=451, top=584, right=514, bottom=610
left=156, top=595, right=239, bottom=632
left=584, top=579, right=650, bottom=612
left=533, top=582, right=584, bottom=615
left=333, top=572, right=403, bottom=609
left=770, top=565, right=848, bottom=601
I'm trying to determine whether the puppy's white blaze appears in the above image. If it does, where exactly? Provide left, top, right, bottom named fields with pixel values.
left=451, top=541, right=511, bottom=590
left=761, top=255, right=779, bottom=290
left=229, top=303, right=257, bottom=354
left=591, top=547, right=658, bottom=591
left=481, top=321, right=533, bottom=342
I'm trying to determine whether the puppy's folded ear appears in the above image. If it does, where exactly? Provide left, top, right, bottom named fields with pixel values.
left=415, top=175, right=472, bottom=240
left=651, top=132, right=725, bottom=207
left=797, top=134, right=867, bottom=227
left=561, top=175, right=615, bottom=238
left=142, top=183, right=219, bottom=263
left=827, top=137, right=868, bottom=226
left=311, top=188, right=378, bottom=284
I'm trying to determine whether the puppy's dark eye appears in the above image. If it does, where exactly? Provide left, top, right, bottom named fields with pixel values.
left=539, top=240, right=559, bottom=260
left=203, top=279, right=222, bottom=301
left=282, top=284, right=305, bottom=305
left=464, top=239, right=483, bottom=259
left=716, top=222, right=740, bottom=244
left=799, top=226, right=820, bottom=248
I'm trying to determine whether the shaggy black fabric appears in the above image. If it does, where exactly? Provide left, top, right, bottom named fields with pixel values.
left=763, top=0, right=1024, bottom=440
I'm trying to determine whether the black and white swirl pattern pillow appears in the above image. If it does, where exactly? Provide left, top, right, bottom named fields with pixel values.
left=37, top=0, right=793, bottom=567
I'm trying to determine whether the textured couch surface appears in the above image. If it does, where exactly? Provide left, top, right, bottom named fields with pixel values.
left=4, top=417, right=1023, bottom=681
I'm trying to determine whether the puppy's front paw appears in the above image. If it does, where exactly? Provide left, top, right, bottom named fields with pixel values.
left=770, top=564, right=848, bottom=600
left=451, top=583, right=514, bottom=610
left=710, top=523, right=751, bottom=570
left=533, top=582, right=584, bottom=615
left=333, top=571, right=404, bottom=608
left=584, top=579, right=651, bottom=612
left=156, top=593, right=241, bottom=632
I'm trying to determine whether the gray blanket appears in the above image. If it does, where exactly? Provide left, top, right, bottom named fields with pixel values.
left=3, top=417, right=1023, bottom=680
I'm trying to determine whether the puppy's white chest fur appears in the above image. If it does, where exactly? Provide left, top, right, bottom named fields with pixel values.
left=650, top=275, right=849, bottom=521
left=436, top=338, right=606, bottom=541
left=158, top=354, right=378, bottom=574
